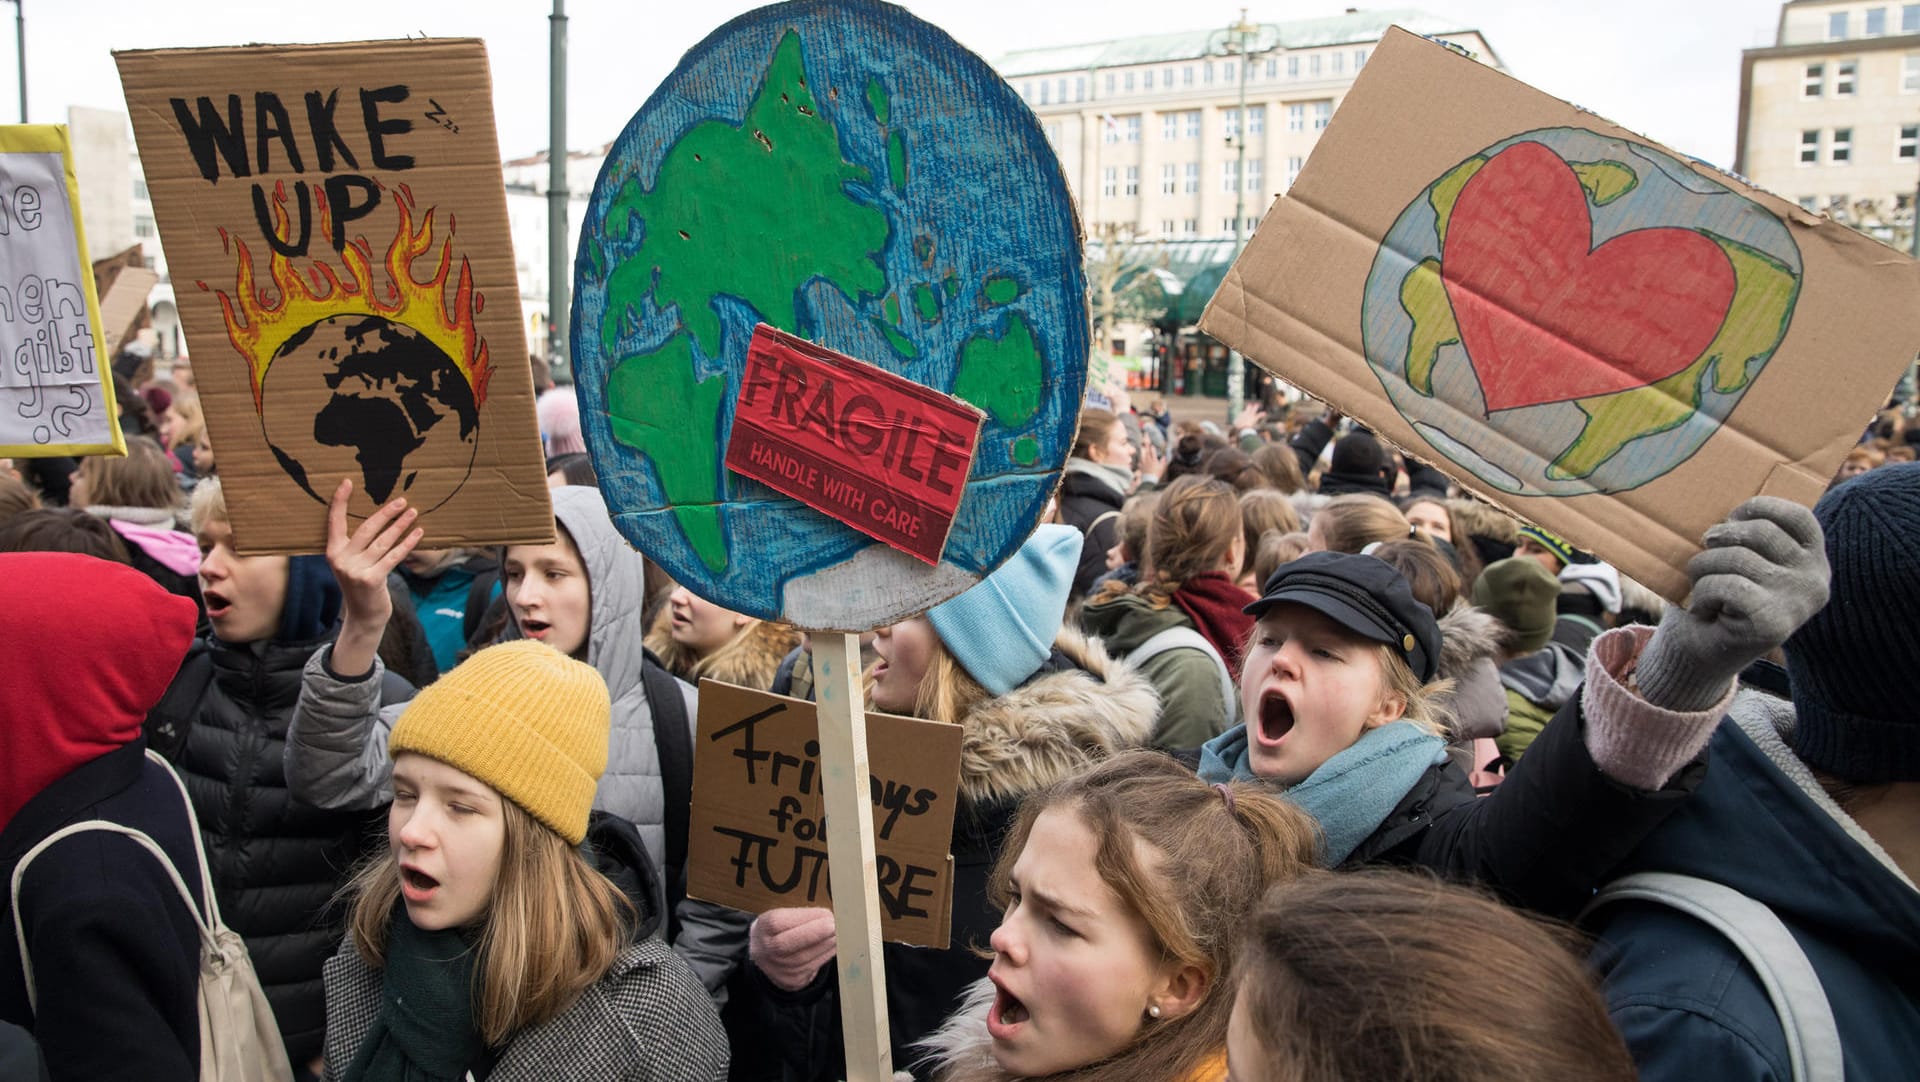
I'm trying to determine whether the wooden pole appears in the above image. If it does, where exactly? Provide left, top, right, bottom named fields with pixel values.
left=810, top=631, right=893, bottom=1081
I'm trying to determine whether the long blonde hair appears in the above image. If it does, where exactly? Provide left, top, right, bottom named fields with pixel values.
left=1094, top=476, right=1239, bottom=608
left=345, top=797, right=632, bottom=1045
left=864, top=630, right=992, bottom=724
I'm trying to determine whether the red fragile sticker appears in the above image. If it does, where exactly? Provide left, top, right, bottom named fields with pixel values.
left=725, top=324, right=985, bottom=565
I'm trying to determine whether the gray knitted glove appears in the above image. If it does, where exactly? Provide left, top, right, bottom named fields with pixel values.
left=1633, top=497, right=1830, bottom=711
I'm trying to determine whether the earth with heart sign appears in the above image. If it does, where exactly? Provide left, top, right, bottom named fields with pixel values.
left=1361, top=127, right=1802, bottom=496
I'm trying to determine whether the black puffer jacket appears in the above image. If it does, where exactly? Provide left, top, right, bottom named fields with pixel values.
left=1056, top=463, right=1127, bottom=598
left=155, top=559, right=415, bottom=1065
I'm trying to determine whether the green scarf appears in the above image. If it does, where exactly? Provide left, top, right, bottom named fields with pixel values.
left=342, top=908, right=487, bottom=1082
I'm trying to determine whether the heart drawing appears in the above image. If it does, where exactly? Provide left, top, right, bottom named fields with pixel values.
left=1441, top=140, right=1737, bottom=414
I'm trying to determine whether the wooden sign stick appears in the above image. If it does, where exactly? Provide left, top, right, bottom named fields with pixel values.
left=811, top=631, right=894, bottom=1081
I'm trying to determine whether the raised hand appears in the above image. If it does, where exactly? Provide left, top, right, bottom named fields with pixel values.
left=323, top=478, right=423, bottom=678
left=1633, top=497, right=1830, bottom=711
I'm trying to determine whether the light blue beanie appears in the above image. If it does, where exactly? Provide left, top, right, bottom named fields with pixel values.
left=927, top=524, right=1083, bottom=696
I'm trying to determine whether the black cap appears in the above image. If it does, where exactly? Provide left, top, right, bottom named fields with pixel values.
left=1245, top=551, right=1441, bottom=683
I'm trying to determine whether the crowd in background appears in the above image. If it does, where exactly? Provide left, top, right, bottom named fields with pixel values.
left=0, top=351, right=1915, bottom=1081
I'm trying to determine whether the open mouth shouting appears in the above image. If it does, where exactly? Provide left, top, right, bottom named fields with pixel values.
left=399, top=863, right=441, bottom=904
left=202, top=588, right=233, bottom=622
left=518, top=617, right=552, bottom=642
left=1255, top=688, right=1296, bottom=747
left=986, top=974, right=1031, bottom=1041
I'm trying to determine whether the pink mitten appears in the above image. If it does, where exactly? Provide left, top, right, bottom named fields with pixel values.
left=749, top=907, right=838, bottom=991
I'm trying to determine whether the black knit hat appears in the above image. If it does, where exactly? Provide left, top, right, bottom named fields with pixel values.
left=1785, top=463, right=1920, bottom=783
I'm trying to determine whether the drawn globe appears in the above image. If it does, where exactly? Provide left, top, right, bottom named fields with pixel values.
left=570, top=0, right=1087, bottom=629
left=1359, top=126, right=1802, bottom=497
left=259, top=313, right=480, bottom=517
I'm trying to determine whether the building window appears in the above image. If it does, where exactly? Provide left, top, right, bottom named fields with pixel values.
left=1801, top=129, right=1821, bottom=163
left=1184, top=162, right=1200, bottom=193
left=1900, top=124, right=1919, bottom=158
left=1038, top=81, right=1050, bottom=104
left=1182, top=217, right=1198, bottom=236
left=1356, top=48, right=1369, bottom=69
left=1023, top=81, right=1034, bottom=100
left=1332, top=51, right=1345, bottom=75
left=1104, top=116, right=1119, bottom=144
left=1057, top=79, right=1068, bottom=102
left=1830, top=10, right=1849, bottom=38
left=1125, top=165, right=1139, bottom=195
left=133, top=215, right=156, bottom=238
left=1124, top=72, right=1135, bottom=91
left=1224, top=107, right=1240, bottom=140
left=1075, top=77, right=1086, bottom=102
left=1313, top=101, right=1332, bottom=129
left=1106, top=73, right=1117, bottom=95
left=1289, top=104, right=1305, bottom=131
left=1161, top=219, right=1176, bottom=236
left=1265, top=58, right=1278, bottom=78
left=1868, top=7, right=1888, bottom=35
left=1164, top=67, right=1175, bottom=88
left=132, top=178, right=149, bottom=200
left=1162, top=163, right=1178, bottom=193
left=1837, top=60, right=1857, bottom=95
left=1143, top=70, right=1155, bottom=89
left=1247, top=159, right=1263, bottom=191
left=1102, top=167, right=1118, bottom=197
left=1310, top=54, right=1322, bottom=76
left=1798, top=196, right=1819, bottom=211
left=1804, top=63, right=1825, bottom=97
left=1288, top=155, right=1304, bottom=186
left=1184, top=110, right=1202, bottom=138
left=1183, top=65, right=1195, bottom=86
left=1832, top=127, right=1853, bottom=163
left=1223, top=161, right=1240, bottom=192
left=1248, top=105, right=1265, bottom=135
left=1905, top=55, right=1920, bottom=91
left=1223, top=216, right=1238, bottom=233
left=1125, top=115, right=1141, bottom=142
left=1288, top=55, right=1300, bottom=78
left=1163, top=113, right=1179, bottom=140
left=1906, top=4, right=1920, bottom=31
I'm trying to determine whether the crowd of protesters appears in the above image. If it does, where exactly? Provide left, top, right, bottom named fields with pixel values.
left=1, top=354, right=1916, bottom=1081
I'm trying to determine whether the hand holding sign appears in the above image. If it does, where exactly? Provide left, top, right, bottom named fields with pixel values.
left=750, top=907, right=838, bottom=991
left=324, top=477, right=421, bottom=678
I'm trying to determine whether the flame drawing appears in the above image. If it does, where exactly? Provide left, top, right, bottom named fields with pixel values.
left=208, top=181, right=493, bottom=412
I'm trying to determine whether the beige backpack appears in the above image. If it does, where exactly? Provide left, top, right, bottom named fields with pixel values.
left=10, top=750, right=294, bottom=1082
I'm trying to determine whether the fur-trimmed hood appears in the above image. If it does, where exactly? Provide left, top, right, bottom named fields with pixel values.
left=1437, top=604, right=1504, bottom=680
left=646, top=614, right=802, bottom=693
left=955, top=626, right=1158, bottom=806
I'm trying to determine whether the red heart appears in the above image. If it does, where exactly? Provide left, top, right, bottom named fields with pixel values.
left=1441, top=141, right=1736, bottom=413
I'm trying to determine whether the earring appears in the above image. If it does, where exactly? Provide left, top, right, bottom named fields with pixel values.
left=1147, top=1004, right=1162, bottom=1019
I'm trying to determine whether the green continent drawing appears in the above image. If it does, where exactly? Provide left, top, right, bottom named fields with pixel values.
left=599, top=29, right=889, bottom=571
left=954, top=313, right=1043, bottom=428
left=606, top=334, right=729, bottom=570
left=1366, top=128, right=1803, bottom=499
left=1550, top=234, right=1797, bottom=480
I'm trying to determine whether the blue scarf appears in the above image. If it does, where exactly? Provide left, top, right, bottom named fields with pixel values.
left=1197, top=720, right=1448, bottom=866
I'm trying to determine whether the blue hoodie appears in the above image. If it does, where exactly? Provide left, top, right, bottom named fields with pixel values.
left=1588, top=691, right=1920, bottom=1080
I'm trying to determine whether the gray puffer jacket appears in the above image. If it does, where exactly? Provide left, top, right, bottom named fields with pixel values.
left=284, top=486, right=696, bottom=901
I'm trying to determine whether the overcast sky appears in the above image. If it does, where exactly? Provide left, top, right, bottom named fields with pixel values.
left=27, top=0, right=1781, bottom=171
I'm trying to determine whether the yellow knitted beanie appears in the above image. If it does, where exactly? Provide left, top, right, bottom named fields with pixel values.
left=389, top=640, right=611, bottom=844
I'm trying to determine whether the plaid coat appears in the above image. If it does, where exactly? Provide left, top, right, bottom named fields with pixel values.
left=319, top=936, right=728, bottom=1081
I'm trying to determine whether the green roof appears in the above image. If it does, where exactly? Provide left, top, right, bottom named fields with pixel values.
left=994, top=9, right=1481, bottom=77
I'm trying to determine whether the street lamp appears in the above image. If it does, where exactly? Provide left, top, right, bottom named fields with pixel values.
left=3, top=1, right=23, bottom=124
left=1209, top=9, right=1272, bottom=425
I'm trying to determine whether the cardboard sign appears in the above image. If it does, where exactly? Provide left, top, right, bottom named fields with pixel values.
left=1200, top=28, right=1920, bottom=601
left=116, top=40, right=552, bottom=554
left=725, top=324, right=984, bottom=565
left=0, top=126, right=119, bottom=458
left=572, top=2, right=1087, bottom=632
left=688, top=680, right=962, bottom=949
